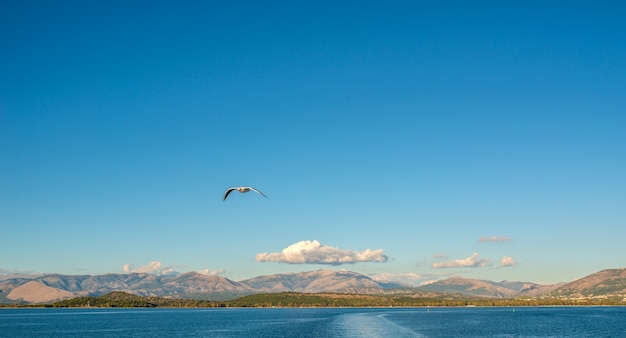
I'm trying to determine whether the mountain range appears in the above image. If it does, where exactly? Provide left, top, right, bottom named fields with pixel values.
left=1, top=268, right=625, bottom=304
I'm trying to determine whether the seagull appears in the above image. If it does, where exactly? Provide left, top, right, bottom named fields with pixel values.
left=223, top=186, right=267, bottom=201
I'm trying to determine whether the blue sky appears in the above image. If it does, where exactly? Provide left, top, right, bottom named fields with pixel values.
left=1, top=1, right=625, bottom=285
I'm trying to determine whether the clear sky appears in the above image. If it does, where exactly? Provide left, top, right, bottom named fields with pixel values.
left=1, top=1, right=625, bottom=286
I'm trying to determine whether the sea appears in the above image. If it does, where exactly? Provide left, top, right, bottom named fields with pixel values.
left=1, top=306, right=625, bottom=337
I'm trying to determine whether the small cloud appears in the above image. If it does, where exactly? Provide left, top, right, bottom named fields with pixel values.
left=161, top=267, right=177, bottom=275
left=479, top=236, right=511, bottom=243
left=198, top=268, right=226, bottom=276
left=123, top=261, right=179, bottom=276
left=256, top=240, right=388, bottom=265
left=432, top=252, right=489, bottom=268
left=124, top=261, right=162, bottom=274
left=419, top=279, right=440, bottom=286
left=369, top=272, right=431, bottom=287
left=499, top=256, right=516, bottom=267
left=432, top=253, right=448, bottom=259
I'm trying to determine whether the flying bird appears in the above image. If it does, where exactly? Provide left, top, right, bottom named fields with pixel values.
left=223, top=186, right=267, bottom=201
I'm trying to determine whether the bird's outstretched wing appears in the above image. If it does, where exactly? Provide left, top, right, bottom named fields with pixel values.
left=248, top=187, right=267, bottom=198
left=249, top=187, right=267, bottom=198
left=223, top=188, right=237, bottom=201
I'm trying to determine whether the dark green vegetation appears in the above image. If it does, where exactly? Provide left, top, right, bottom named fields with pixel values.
left=2, top=291, right=623, bottom=308
left=226, top=292, right=624, bottom=307
left=39, top=292, right=216, bottom=308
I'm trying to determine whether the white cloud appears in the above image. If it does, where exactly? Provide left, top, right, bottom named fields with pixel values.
left=256, top=240, right=388, bottom=265
left=499, top=256, right=516, bottom=267
left=369, top=273, right=430, bottom=287
left=479, top=236, right=511, bottom=243
left=161, top=267, right=177, bottom=275
left=123, top=261, right=178, bottom=275
left=432, top=252, right=489, bottom=268
left=198, top=268, right=226, bottom=276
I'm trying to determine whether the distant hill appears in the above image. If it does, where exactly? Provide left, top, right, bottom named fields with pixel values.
left=0, top=270, right=383, bottom=304
left=240, top=270, right=384, bottom=294
left=414, top=276, right=561, bottom=299
left=549, top=268, right=626, bottom=300
left=416, top=276, right=523, bottom=298
left=5, top=281, right=74, bottom=303
left=2, top=268, right=626, bottom=304
left=0, top=272, right=250, bottom=304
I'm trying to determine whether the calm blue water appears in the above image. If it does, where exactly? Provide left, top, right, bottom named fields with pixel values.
left=1, top=307, right=625, bottom=337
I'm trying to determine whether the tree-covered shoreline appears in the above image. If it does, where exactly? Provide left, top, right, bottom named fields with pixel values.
left=1, top=291, right=624, bottom=308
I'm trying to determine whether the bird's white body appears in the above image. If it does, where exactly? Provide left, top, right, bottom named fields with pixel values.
left=223, top=186, right=267, bottom=201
